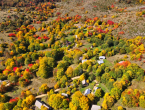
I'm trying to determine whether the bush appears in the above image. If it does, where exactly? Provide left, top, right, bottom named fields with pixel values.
left=82, top=62, right=88, bottom=69
left=120, top=48, right=126, bottom=54
left=4, top=102, right=13, bottom=110
left=107, top=39, right=114, bottom=47
left=139, top=96, right=145, bottom=108
left=101, top=73, right=111, bottom=84
left=106, top=79, right=115, bottom=91
left=96, top=67, right=104, bottom=76
left=88, top=74, right=95, bottom=82
left=39, top=83, right=49, bottom=94
left=73, top=67, right=83, bottom=77
left=8, top=75, right=18, bottom=83
left=0, top=94, right=8, bottom=103
left=110, top=87, right=122, bottom=100
left=114, top=40, right=119, bottom=46
left=95, top=88, right=103, bottom=98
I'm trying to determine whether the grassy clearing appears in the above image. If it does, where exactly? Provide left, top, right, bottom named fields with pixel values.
left=93, top=46, right=102, bottom=51
left=66, top=35, right=73, bottom=41
left=97, top=98, right=104, bottom=106
left=128, top=79, right=145, bottom=90
left=83, top=30, right=87, bottom=34
left=6, top=86, right=23, bottom=98
left=41, top=95, right=48, bottom=103
left=80, top=81, right=95, bottom=93
left=84, top=43, right=92, bottom=48
left=104, top=59, right=113, bottom=67
left=91, top=56, right=95, bottom=60
left=97, top=83, right=109, bottom=93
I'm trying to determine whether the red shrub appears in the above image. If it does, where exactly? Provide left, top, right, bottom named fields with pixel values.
left=13, top=67, right=18, bottom=72
left=8, top=33, right=16, bottom=37
left=28, top=64, right=33, bottom=67
left=9, top=97, right=19, bottom=103
left=107, top=20, right=114, bottom=25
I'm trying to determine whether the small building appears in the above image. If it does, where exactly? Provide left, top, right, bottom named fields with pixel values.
left=79, top=57, right=83, bottom=61
left=35, top=100, right=51, bottom=110
left=43, top=103, right=50, bottom=109
left=67, top=83, right=74, bottom=87
left=99, top=56, right=105, bottom=60
left=118, top=61, right=124, bottom=64
left=78, top=26, right=81, bottom=29
left=35, top=100, right=43, bottom=109
left=82, top=79, right=88, bottom=86
left=94, top=87, right=99, bottom=93
left=61, top=93, right=68, bottom=97
left=97, top=60, right=104, bottom=65
left=82, top=59, right=87, bottom=63
left=91, top=105, right=101, bottom=110
left=84, top=88, right=91, bottom=96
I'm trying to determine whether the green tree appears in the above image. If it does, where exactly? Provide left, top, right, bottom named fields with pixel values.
left=48, top=94, right=64, bottom=109
left=24, top=57, right=31, bottom=66
left=65, top=66, right=73, bottom=78
left=31, top=53, right=39, bottom=61
left=62, top=99, right=69, bottom=108
left=95, top=88, right=103, bottom=98
left=17, top=99, right=23, bottom=107
left=4, top=102, right=13, bottom=110
left=36, top=57, right=55, bottom=78
left=110, top=87, right=121, bottom=100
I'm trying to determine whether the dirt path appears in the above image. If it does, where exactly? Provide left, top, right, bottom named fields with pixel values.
left=71, top=76, right=80, bottom=80
left=36, top=94, right=47, bottom=98
left=91, top=80, right=99, bottom=95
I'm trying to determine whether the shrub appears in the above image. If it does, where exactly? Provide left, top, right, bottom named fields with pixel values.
left=101, top=73, right=111, bottom=84
left=65, top=67, right=73, bottom=78
left=95, top=88, right=103, bottom=98
left=37, top=57, right=55, bottom=78
left=139, top=96, right=145, bottom=108
left=39, top=83, right=49, bottom=94
left=110, top=87, right=122, bottom=100
left=120, top=48, right=126, bottom=54
left=118, top=106, right=124, bottom=110
left=0, top=94, right=8, bottom=103
left=106, top=79, right=115, bottom=91
left=107, top=39, right=114, bottom=47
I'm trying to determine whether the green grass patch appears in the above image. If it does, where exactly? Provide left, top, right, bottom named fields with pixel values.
left=91, top=56, right=96, bottom=60
left=104, top=59, right=113, bottom=67
left=41, top=96, right=48, bottom=103
left=80, top=81, right=96, bottom=93
left=66, top=35, right=74, bottom=41
left=97, top=98, right=104, bottom=106
left=83, top=30, right=87, bottom=34
left=93, top=46, right=102, bottom=51
left=84, top=43, right=92, bottom=48
left=97, top=83, right=109, bottom=93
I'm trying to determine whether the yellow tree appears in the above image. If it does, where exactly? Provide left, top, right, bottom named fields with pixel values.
left=79, top=74, right=85, bottom=81
left=22, top=95, right=35, bottom=108
left=0, top=103, right=5, bottom=110
left=65, top=66, right=73, bottom=78
left=87, top=94, right=94, bottom=103
left=48, top=94, right=64, bottom=109
left=71, top=91, right=83, bottom=107
left=79, top=96, right=89, bottom=110
left=39, top=83, right=49, bottom=94
left=37, top=57, right=55, bottom=78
